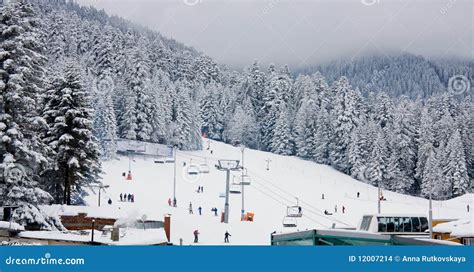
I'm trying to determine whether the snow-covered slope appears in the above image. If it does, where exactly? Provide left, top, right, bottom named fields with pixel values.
left=84, top=139, right=472, bottom=245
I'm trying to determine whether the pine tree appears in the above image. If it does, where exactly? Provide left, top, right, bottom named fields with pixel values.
left=271, top=103, right=294, bottom=155
left=0, top=0, right=57, bottom=228
left=444, top=130, right=469, bottom=197
left=367, top=129, right=390, bottom=187
left=421, top=149, right=446, bottom=199
left=42, top=63, right=101, bottom=205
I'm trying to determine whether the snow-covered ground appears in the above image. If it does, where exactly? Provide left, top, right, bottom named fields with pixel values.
left=84, top=139, right=473, bottom=245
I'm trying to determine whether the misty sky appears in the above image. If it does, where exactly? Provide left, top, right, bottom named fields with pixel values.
left=77, top=0, right=472, bottom=69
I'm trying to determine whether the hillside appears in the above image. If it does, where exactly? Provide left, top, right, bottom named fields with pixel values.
left=85, top=139, right=472, bottom=245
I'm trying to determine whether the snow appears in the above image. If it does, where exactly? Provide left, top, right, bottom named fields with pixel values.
left=84, top=139, right=472, bottom=245
left=18, top=228, right=168, bottom=245
left=0, top=221, right=25, bottom=231
left=433, top=218, right=474, bottom=237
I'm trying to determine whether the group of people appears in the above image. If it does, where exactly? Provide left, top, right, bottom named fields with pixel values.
left=193, top=230, right=231, bottom=243
left=196, top=186, right=204, bottom=193
left=120, top=193, right=135, bottom=202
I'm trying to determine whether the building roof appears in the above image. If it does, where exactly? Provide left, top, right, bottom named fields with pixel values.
left=433, top=218, right=473, bottom=237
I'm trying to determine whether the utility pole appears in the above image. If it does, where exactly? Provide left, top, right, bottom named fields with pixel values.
left=265, top=158, right=271, bottom=171
left=429, top=182, right=433, bottom=239
left=377, top=186, right=381, bottom=214
left=241, top=146, right=245, bottom=220
left=216, top=160, right=240, bottom=223
left=173, top=146, right=177, bottom=202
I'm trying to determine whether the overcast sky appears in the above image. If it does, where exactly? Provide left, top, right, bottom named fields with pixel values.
left=77, top=0, right=472, bottom=69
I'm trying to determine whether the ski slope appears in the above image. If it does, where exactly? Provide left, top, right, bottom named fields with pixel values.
left=84, top=139, right=473, bottom=245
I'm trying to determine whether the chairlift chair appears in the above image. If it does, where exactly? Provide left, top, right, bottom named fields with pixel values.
left=187, top=165, right=200, bottom=175
left=199, top=164, right=210, bottom=174
left=237, top=174, right=251, bottom=186
left=282, top=216, right=297, bottom=228
left=286, top=206, right=303, bottom=217
left=229, top=184, right=241, bottom=194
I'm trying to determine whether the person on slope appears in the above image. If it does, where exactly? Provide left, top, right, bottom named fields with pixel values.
left=120, top=193, right=123, bottom=202
left=173, top=198, right=177, bottom=207
left=108, top=198, right=112, bottom=205
left=168, top=198, right=172, bottom=206
left=224, top=231, right=231, bottom=243
left=193, top=230, right=199, bottom=243
left=198, top=206, right=202, bottom=215
left=189, top=202, right=193, bottom=214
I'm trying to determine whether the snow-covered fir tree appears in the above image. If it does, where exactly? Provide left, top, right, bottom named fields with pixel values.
left=42, top=63, right=101, bottom=205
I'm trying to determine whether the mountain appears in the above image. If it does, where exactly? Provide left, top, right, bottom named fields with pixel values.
left=295, top=53, right=474, bottom=99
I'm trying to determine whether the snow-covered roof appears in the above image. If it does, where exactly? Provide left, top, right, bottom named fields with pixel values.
left=433, top=218, right=473, bottom=237
left=40, top=204, right=128, bottom=220
left=18, top=227, right=168, bottom=245
left=0, top=221, right=25, bottom=231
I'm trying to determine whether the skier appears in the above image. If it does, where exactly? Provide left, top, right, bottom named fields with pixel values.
left=201, top=186, right=204, bottom=193
left=468, top=205, right=470, bottom=212
left=120, top=193, right=123, bottom=202
left=196, top=186, right=200, bottom=193
left=298, top=206, right=302, bottom=214
left=108, top=198, right=112, bottom=205
left=173, top=197, right=177, bottom=207
left=357, top=192, right=360, bottom=198
left=124, top=194, right=128, bottom=202
left=224, top=231, right=231, bottom=243
left=342, top=206, right=346, bottom=213
left=193, top=230, right=199, bottom=243
left=131, top=194, right=135, bottom=203
left=198, top=206, right=202, bottom=215
left=210, top=150, right=214, bottom=154
left=324, top=210, right=332, bottom=215
left=321, top=193, right=325, bottom=200
left=127, top=194, right=131, bottom=202
left=212, top=207, right=218, bottom=216
left=168, top=198, right=172, bottom=206
left=189, top=202, right=193, bottom=214
left=334, top=205, right=337, bottom=213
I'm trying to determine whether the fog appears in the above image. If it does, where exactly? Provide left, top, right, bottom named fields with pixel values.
left=77, top=0, right=472, bottom=69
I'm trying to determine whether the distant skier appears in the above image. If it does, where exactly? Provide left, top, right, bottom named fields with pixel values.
left=321, top=193, right=325, bottom=200
left=468, top=205, right=470, bottom=212
left=198, top=206, right=202, bottom=215
left=108, top=198, right=112, bottom=205
left=193, top=230, right=199, bottom=243
left=298, top=206, right=302, bottom=214
left=124, top=194, right=128, bottom=202
left=342, top=206, right=346, bottom=213
left=210, top=150, right=214, bottom=154
left=127, top=194, right=131, bottom=202
left=212, top=207, right=218, bottom=216
left=189, top=202, right=193, bottom=214
left=334, top=205, right=337, bottom=213
left=197, top=186, right=200, bottom=193
left=224, top=231, right=231, bottom=243
left=173, top=197, right=177, bottom=207
left=168, top=198, right=172, bottom=206
left=324, top=210, right=332, bottom=215
left=120, top=193, right=123, bottom=202
left=357, top=192, right=360, bottom=198
left=131, top=194, right=135, bottom=203
left=201, top=186, right=204, bottom=193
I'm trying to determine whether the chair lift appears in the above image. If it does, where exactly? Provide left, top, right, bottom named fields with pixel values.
left=237, top=174, right=251, bottom=186
left=199, top=163, right=210, bottom=174
left=229, top=183, right=241, bottom=194
left=286, top=198, right=302, bottom=217
left=187, top=165, right=200, bottom=175
left=282, top=216, right=297, bottom=227
left=230, top=176, right=241, bottom=194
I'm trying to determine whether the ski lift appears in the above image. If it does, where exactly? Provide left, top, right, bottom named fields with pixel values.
left=286, top=198, right=302, bottom=217
left=199, top=164, right=210, bottom=174
left=187, top=165, right=200, bottom=175
left=229, top=184, right=241, bottom=194
left=282, top=216, right=297, bottom=228
left=237, top=174, right=251, bottom=186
